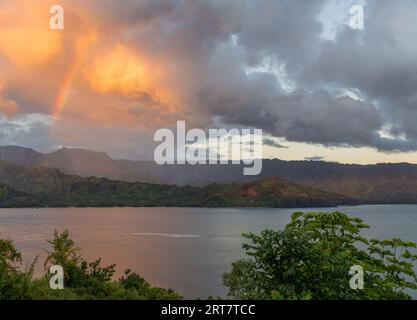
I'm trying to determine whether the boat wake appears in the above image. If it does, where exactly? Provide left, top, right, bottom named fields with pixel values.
left=131, top=232, right=203, bottom=238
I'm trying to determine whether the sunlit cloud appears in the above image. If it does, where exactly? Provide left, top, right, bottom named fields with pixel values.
left=0, top=85, right=19, bottom=117
left=0, top=0, right=417, bottom=163
left=84, top=43, right=177, bottom=111
left=0, top=0, right=62, bottom=66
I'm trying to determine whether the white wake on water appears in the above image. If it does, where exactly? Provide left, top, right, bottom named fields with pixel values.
left=131, top=232, right=203, bottom=238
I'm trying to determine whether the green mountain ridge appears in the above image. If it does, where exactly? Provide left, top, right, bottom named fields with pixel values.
left=0, top=161, right=353, bottom=208
left=0, top=184, right=41, bottom=207
left=3, top=145, right=417, bottom=203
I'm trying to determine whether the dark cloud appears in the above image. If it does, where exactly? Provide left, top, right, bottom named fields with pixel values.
left=304, top=156, right=325, bottom=161
left=191, top=0, right=417, bottom=152
left=263, top=137, right=287, bottom=149
left=232, top=0, right=324, bottom=67
left=2, top=0, right=417, bottom=156
left=111, top=0, right=408, bottom=152
left=296, top=0, right=417, bottom=151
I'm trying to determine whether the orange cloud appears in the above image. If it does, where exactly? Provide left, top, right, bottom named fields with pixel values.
left=85, top=45, right=148, bottom=95
left=84, top=44, right=179, bottom=113
left=0, top=86, right=19, bottom=118
left=0, top=1, right=62, bottom=66
left=0, top=0, right=198, bottom=139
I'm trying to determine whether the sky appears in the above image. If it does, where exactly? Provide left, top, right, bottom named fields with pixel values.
left=1, top=0, right=417, bottom=164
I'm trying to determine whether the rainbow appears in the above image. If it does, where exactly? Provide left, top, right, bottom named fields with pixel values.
left=52, top=33, right=96, bottom=118
left=52, top=54, right=83, bottom=118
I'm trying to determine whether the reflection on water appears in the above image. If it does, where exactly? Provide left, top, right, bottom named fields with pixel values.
left=0, top=205, right=416, bottom=299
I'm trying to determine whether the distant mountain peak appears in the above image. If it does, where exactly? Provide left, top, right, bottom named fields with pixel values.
left=3, top=145, right=417, bottom=204
left=53, top=147, right=111, bottom=157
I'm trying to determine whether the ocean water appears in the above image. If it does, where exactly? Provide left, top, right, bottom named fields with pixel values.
left=0, top=205, right=416, bottom=299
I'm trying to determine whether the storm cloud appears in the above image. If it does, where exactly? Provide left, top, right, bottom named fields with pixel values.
left=0, top=0, right=416, bottom=158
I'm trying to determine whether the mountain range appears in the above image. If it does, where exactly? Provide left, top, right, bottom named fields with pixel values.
left=0, top=160, right=350, bottom=208
left=2, top=145, right=417, bottom=203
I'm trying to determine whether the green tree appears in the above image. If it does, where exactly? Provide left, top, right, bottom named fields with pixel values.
left=44, top=230, right=81, bottom=268
left=0, top=230, right=181, bottom=300
left=0, top=235, right=37, bottom=299
left=224, top=211, right=417, bottom=300
left=41, top=230, right=181, bottom=300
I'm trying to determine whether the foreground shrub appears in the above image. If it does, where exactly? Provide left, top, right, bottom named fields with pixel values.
left=224, top=211, right=417, bottom=300
left=0, top=231, right=181, bottom=300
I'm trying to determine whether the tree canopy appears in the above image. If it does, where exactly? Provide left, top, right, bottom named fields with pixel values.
left=224, top=211, right=417, bottom=300
left=0, top=230, right=181, bottom=300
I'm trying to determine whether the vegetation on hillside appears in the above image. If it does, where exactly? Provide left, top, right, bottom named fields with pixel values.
left=0, top=230, right=180, bottom=300
left=0, top=184, right=40, bottom=207
left=224, top=211, right=417, bottom=300
left=0, top=161, right=352, bottom=208
left=5, top=145, right=417, bottom=204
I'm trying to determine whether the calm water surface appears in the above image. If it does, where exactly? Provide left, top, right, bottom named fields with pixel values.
left=0, top=205, right=416, bottom=298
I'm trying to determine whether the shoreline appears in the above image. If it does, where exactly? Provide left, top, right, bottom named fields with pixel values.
left=3, top=203, right=417, bottom=210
